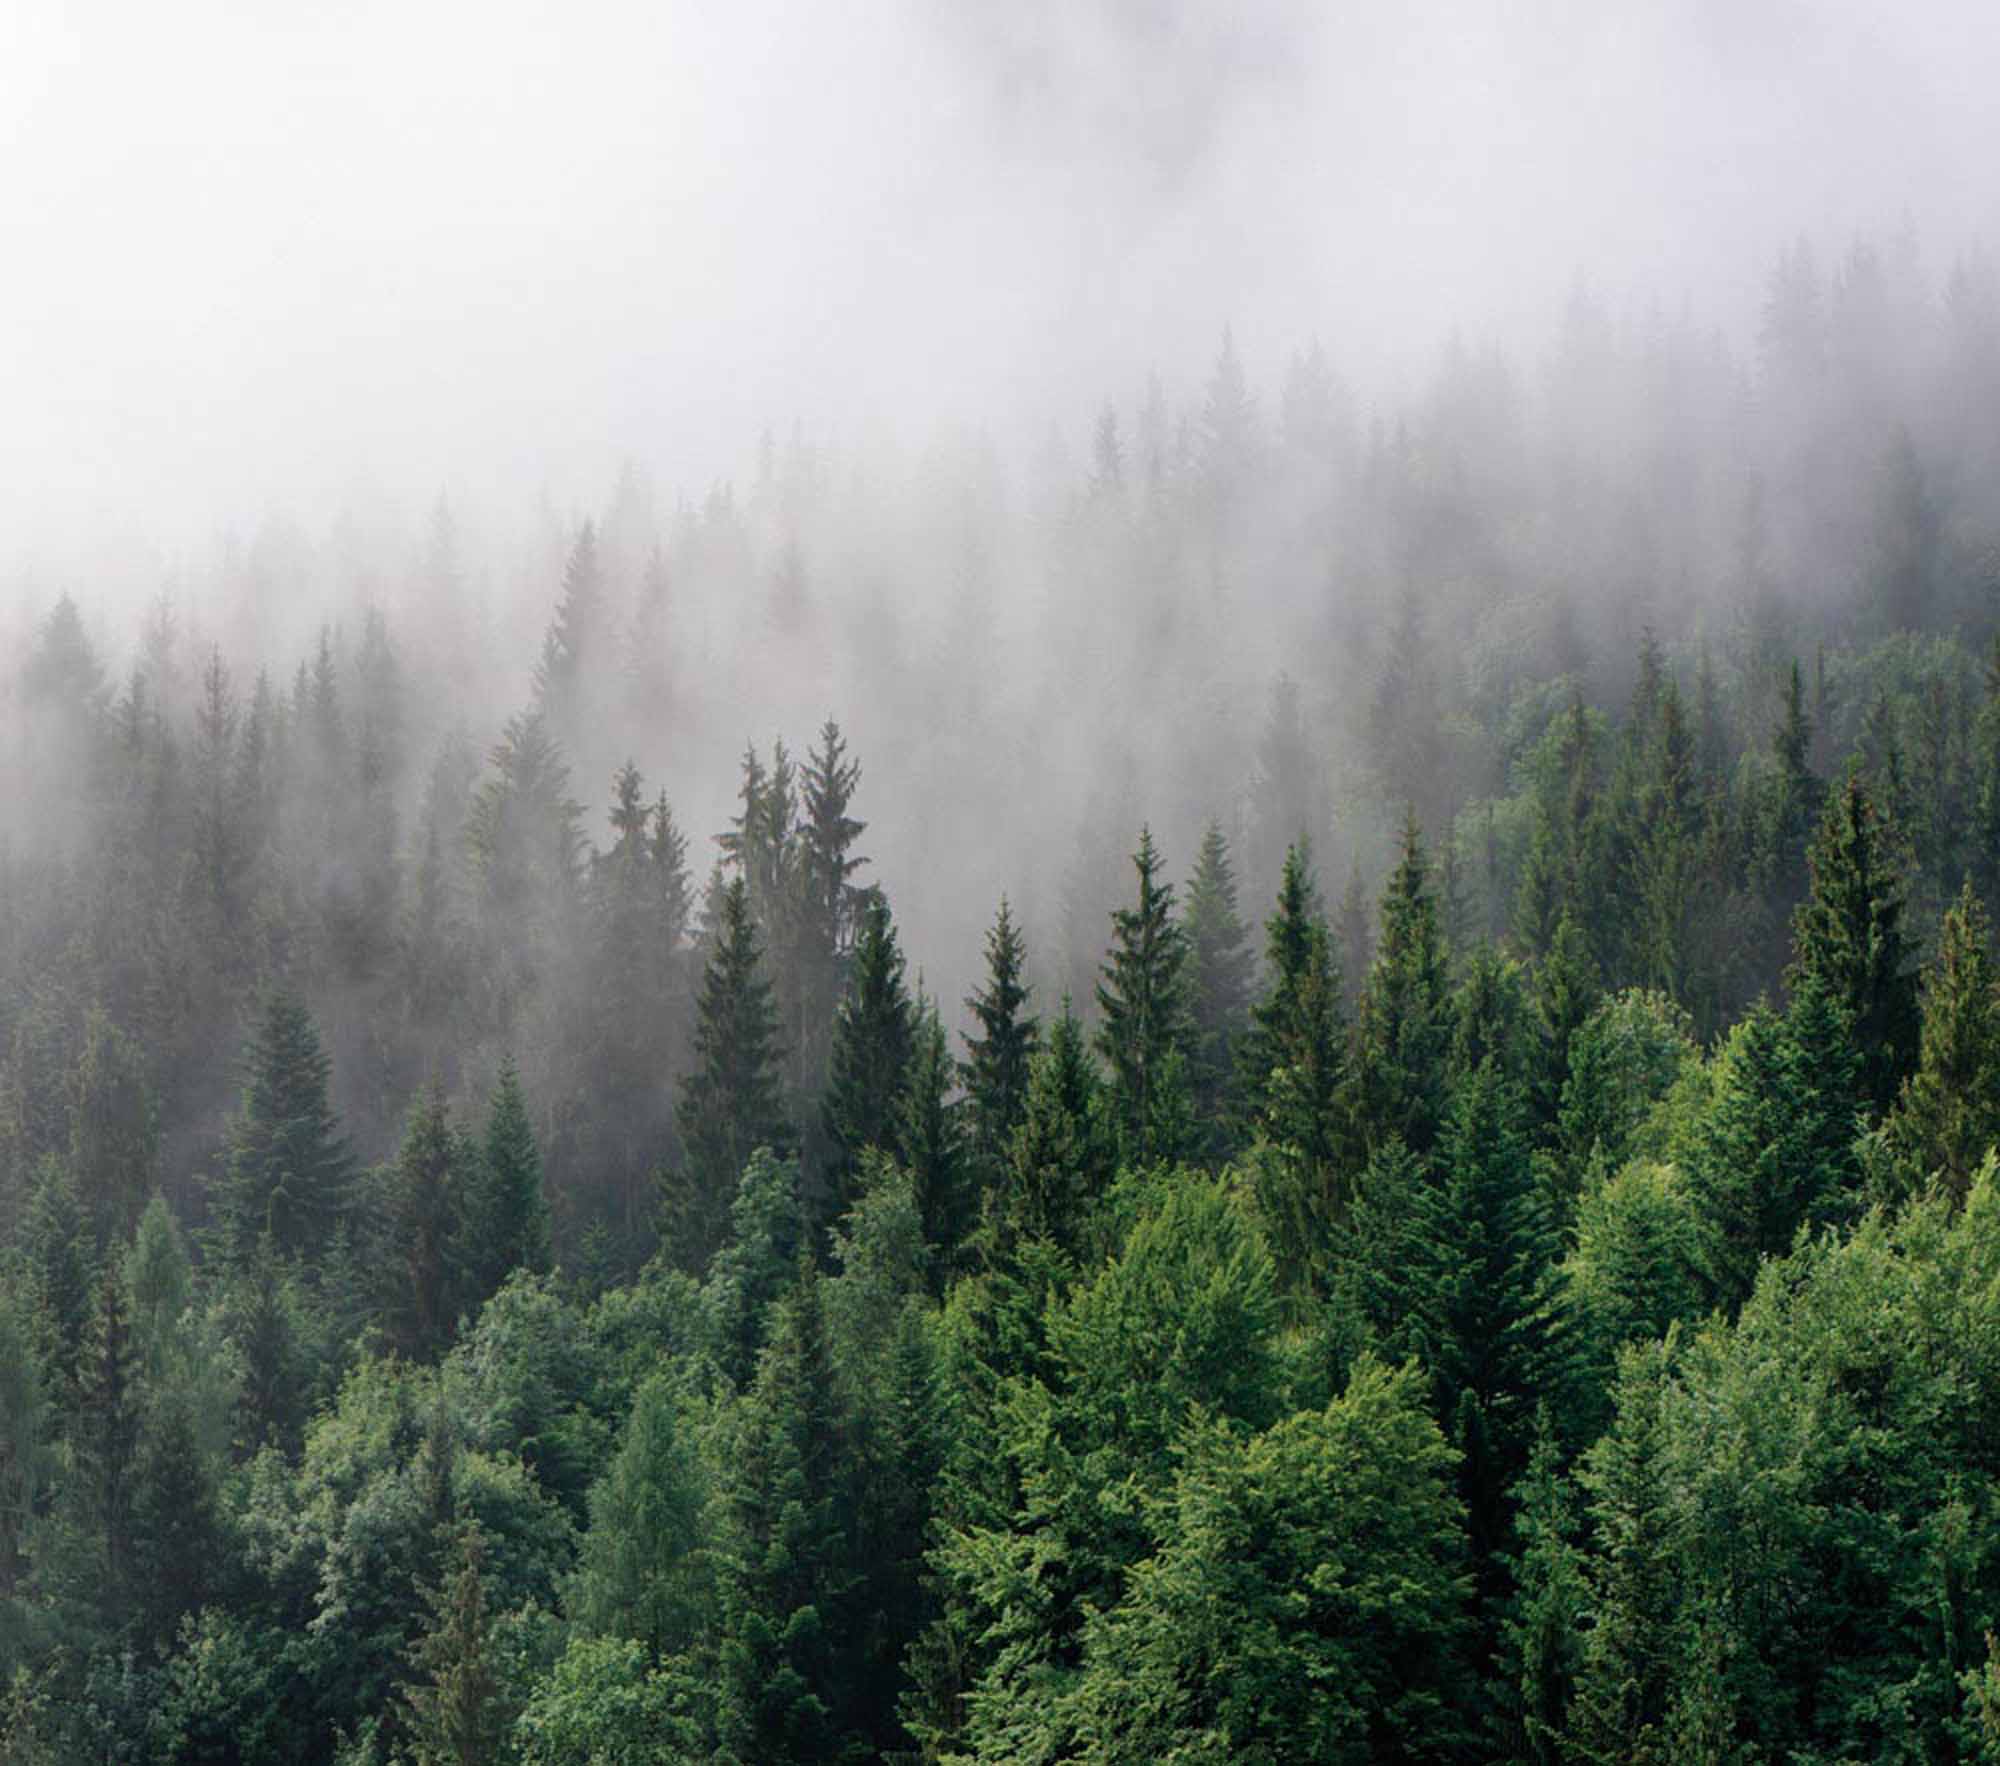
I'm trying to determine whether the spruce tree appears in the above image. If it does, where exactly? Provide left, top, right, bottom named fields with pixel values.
left=1001, top=998, right=1115, bottom=1257
left=1182, top=820, right=1253, bottom=1155
left=385, top=1080, right=472, bottom=1361
left=533, top=520, right=604, bottom=741
left=820, top=894, right=914, bottom=1232
left=900, top=997, right=972, bottom=1278
left=402, top=1525, right=509, bottom=1766
left=796, top=719, right=868, bottom=1093
left=1239, top=844, right=1350, bottom=1295
left=715, top=1259, right=861, bottom=1764
left=70, top=1264, right=141, bottom=1636
left=1882, top=880, right=2000, bottom=1200
left=665, top=877, right=789, bottom=1274
left=961, top=898, right=1040, bottom=1169
left=1095, top=828, right=1194, bottom=1166
left=1354, top=808, right=1454, bottom=1156
left=212, top=990, right=353, bottom=1269
left=1788, top=773, right=1918, bottom=1115
left=459, top=1057, right=551, bottom=1308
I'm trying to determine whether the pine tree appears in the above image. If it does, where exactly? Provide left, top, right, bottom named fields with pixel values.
left=820, top=894, right=914, bottom=1231
left=460, top=1057, right=551, bottom=1308
left=1096, top=828, right=1194, bottom=1166
left=1531, top=911, right=1602, bottom=1139
left=71, top=1264, right=141, bottom=1635
left=1354, top=808, right=1454, bottom=1156
left=961, top=898, right=1040, bottom=1169
left=1239, top=843, right=1350, bottom=1295
left=386, top=1081, right=472, bottom=1361
left=796, top=719, right=868, bottom=1094
left=212, top=991, right=354, bottom=1268
left=534, top=520, right=605, bottom=741
left=0, top=1291, right=52, bottom=1594
left=715, top=1260, right=861, bottom=1764
left=1882, top=880, right=2000, bottom=1200
left=1001, top=998, right=1115, bottom=1257
left=402, top=1525, right=509, bottom=1766
left=67, top=1011, right=157, bottom=1248
left=129, top=1389, right=221, bottom=1652
left=900, top=997, right=972, bottom=1278
left=1182, top=821, right=1253, bottom=1155
left=1788, top=773, right=1919, bottom=1115
left=665, top=877, right=789, bottom=1274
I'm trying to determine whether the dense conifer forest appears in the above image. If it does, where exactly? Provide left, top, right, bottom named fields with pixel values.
left=10, top=230, right=2000, bottom=1762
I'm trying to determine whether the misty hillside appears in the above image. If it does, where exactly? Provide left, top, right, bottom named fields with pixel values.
left=10, top=2, right=2000, bottom=1761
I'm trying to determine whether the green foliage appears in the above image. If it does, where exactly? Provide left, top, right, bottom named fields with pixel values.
left=1354, top=808, right=1454, bottom=1157
left=997, top=998, right=1115, bottom=1258
left=961, top=898, right=1040, bottom=1171
left=461, top=1059, right=552, bottom=1313
left=1182, top=821, right=1253, bottom=1156
left=565, top=1373, right=710, bottom=1660
left=401, top=1524, right=513, bottom=1766
left=1789, top=771, right=1920, bottom=1114
left=212, top=991, right=354, bottom=1270
left=1882, top=880, right=2000, bottom=1201
left=665, top=877, right=790, bottom=1275
left=1068, top=1360, right=1474, bottom=1764
left=515, top=1635, right=701, bottom=1765
left=820, top=893, right=914, bottom=1232
left=1095, top=828, right=1195, bottom=1167
left=1555, top=987, right=1698, bottom=1193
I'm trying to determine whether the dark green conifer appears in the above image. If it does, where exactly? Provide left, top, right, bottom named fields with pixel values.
left=1788, top=773, right=1918, bottom=1115
left=1095, top=828, right=1194, bottom=1166
left=212, top=990, right=353, bottom=1269
left=1182, top=820, right=1254, bottom=1155
left=1354, top=808, right=1454, bottom=1156
left=820, top=894, right=914, bottom=1232
left=665, top=877, right=790, bottom=1274
left=961, top=898, right=1040, bottom=1169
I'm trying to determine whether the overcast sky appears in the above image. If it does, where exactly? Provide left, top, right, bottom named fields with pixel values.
left=5, top=0, right=1999, bottom=555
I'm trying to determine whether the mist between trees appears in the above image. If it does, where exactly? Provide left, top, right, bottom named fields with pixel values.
left=6, top=225, right=2000, bottom=1758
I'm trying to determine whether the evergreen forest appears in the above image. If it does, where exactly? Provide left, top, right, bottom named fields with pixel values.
left=12, top=234, right=2000, bottom=1761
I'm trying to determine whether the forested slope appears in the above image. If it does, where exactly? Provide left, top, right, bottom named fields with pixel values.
left=6, top=240, right=2000, bottom=1759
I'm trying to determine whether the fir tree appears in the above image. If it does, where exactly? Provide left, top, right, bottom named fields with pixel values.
left=402, top=1525, right=510, bottom=1766
left=961, top=898, right=1040, bottom=1169
left=1354, top=808, right=1454, bottom=1157
left=385, top=1080, right=472, bottom=1361
left=1001, top=998, right=1115, bottom=1257
left=1882, top=880, right=2000, bottom=1200
left=1788, top=773, right=1919, bottom=1115
left=820, top=894, right=914, bottom=1232
left=715, top=1259, right=861, bottom=1764
left=796, top=719, right=868, bottom=1094
left=900, top=996, right=972, bottom=1279
left=1182, top=821, right=1254, bottom=1155
left=460, top=1056, right=551, bottom=1308
left=212, top=991, right=354, bottom=1269
left=1095, top=828, right=1194, bottom=1166
left=665, top=877, right=789, bottom=1274
left=534, top=520, right=605, bottom=741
